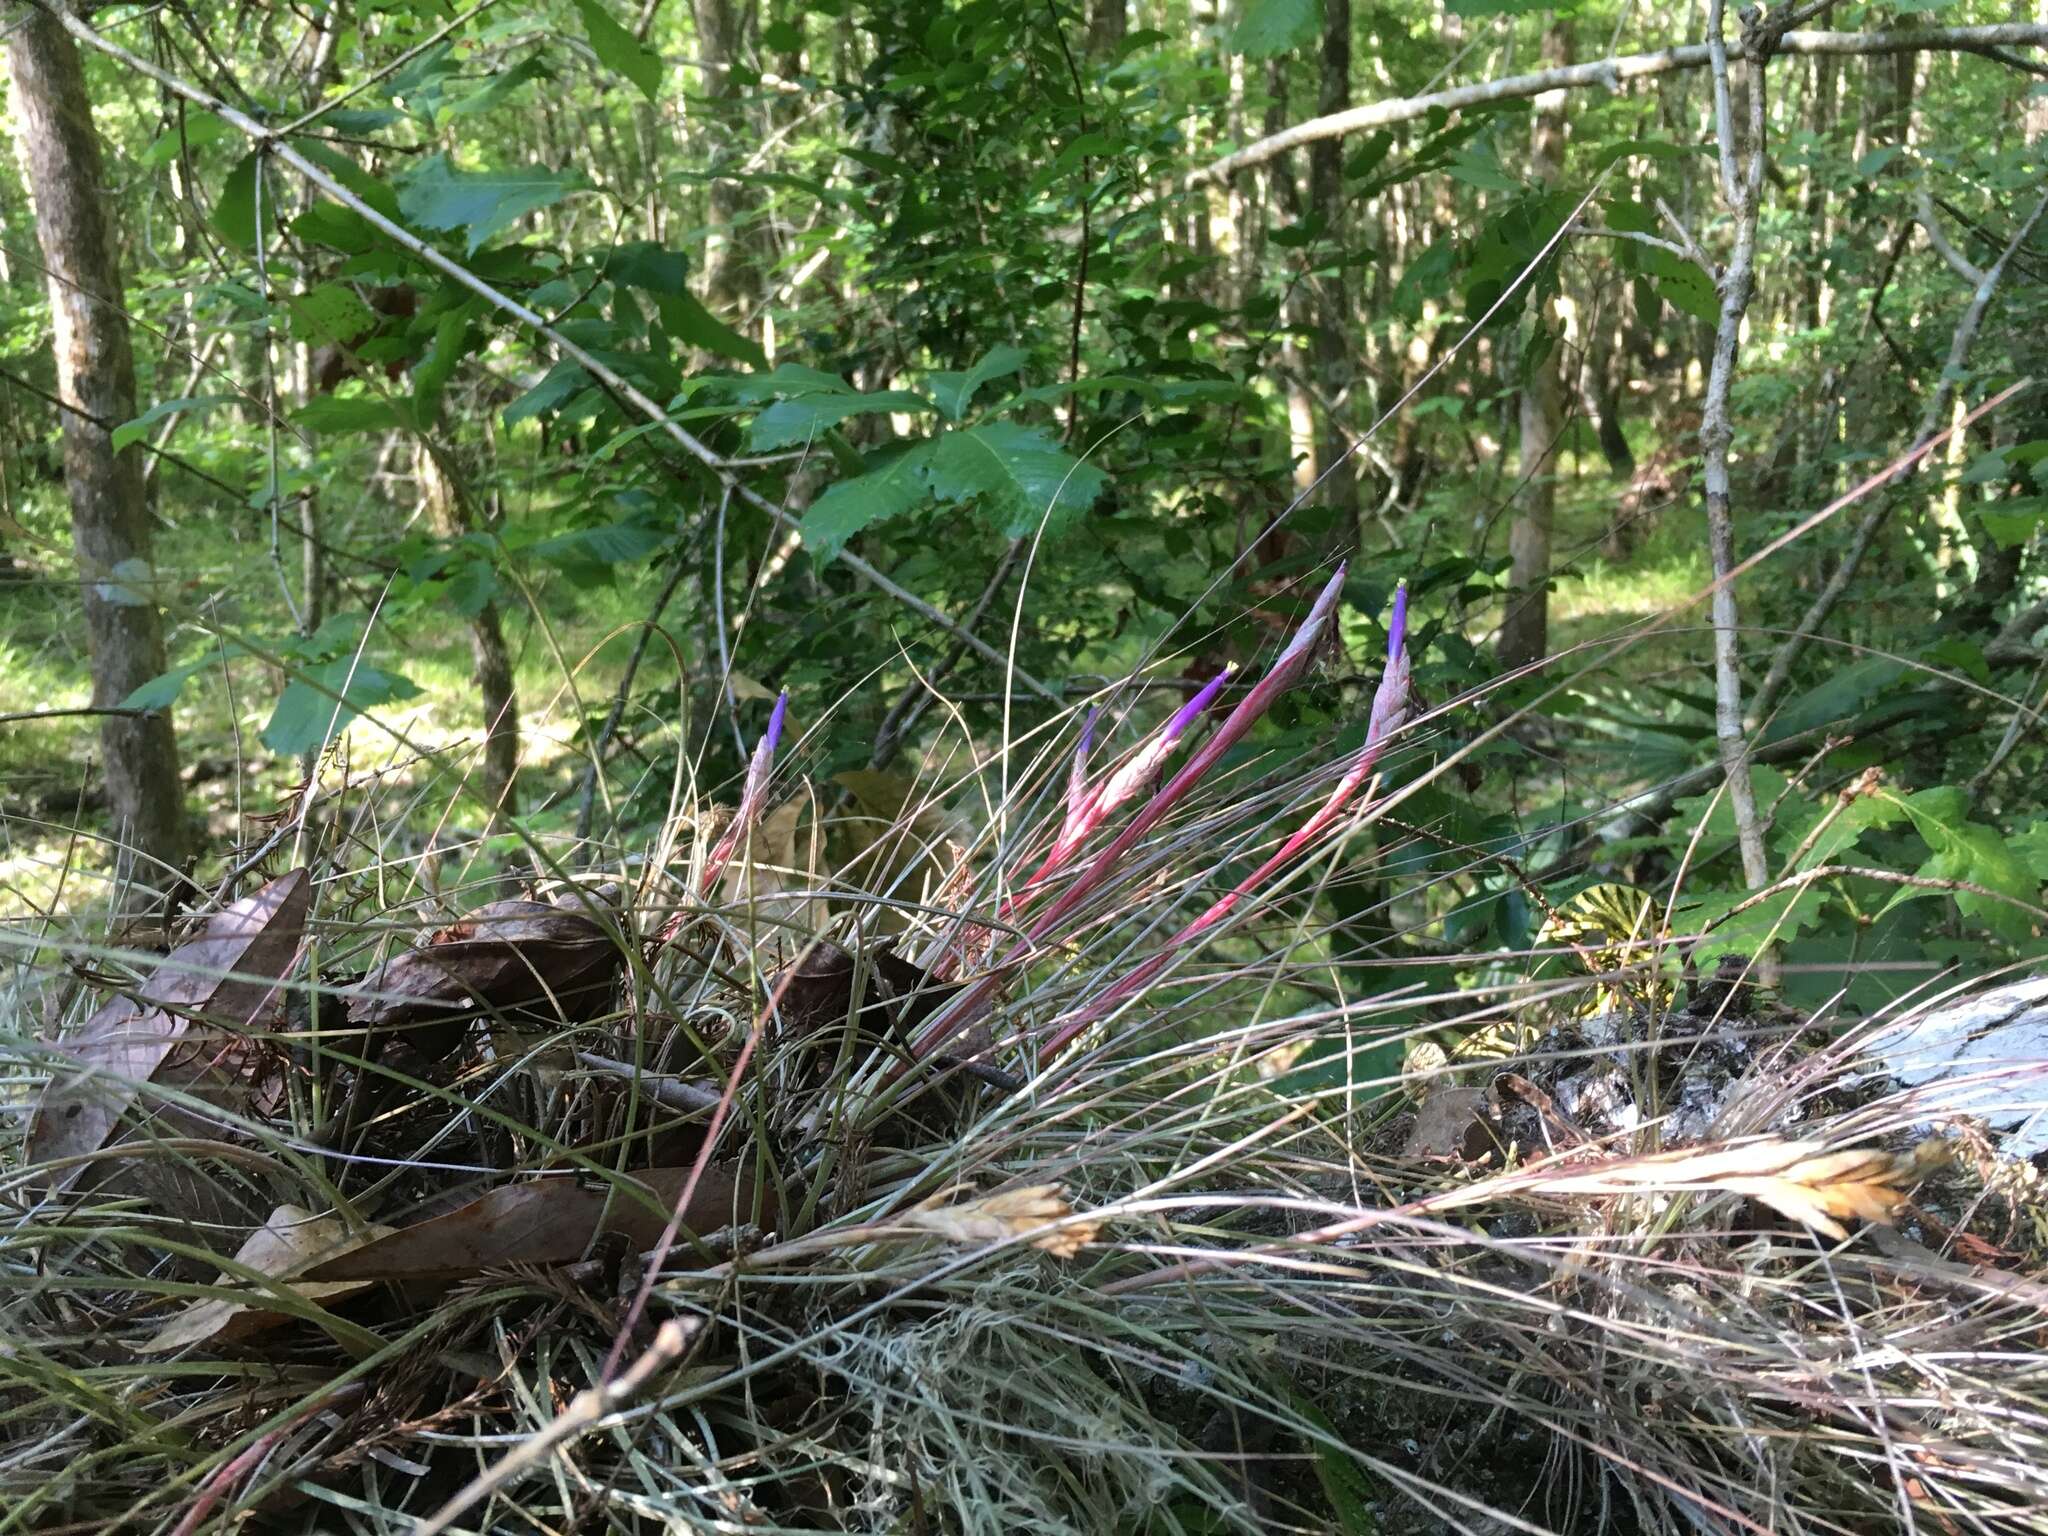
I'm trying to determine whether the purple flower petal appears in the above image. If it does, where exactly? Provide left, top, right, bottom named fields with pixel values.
left=1165, top=666, right=1231, bottom=742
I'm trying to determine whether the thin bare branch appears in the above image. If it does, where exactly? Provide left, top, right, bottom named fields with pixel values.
left=1698, top=2, right=1779, bottom=900
left=1195, top=25, right=2048, bottom=185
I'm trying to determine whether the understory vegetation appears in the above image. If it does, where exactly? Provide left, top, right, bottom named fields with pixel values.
left=5, top=1, right=2048, bottom=1532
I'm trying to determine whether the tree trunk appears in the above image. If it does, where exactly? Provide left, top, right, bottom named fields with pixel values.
left=1309, top=0, right=1356, bottom=529
left=1497, top=18, right=1570, bottom=672
left=8, top=8, right=187, bottom=884
left=1584, top=317, right=1633, bottom=479
left=693, top=0, right=751, bottom=317
left=1087, top=0, right=1125, bottom=55
left=416, top=439, right=520, bottom=829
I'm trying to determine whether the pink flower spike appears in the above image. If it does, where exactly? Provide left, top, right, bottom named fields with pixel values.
left=701, top=689, right=790, bottom=895
left=1063, top=665, right=1233, bottom=853
left=1024, top=665, right=1236, bottom=899
left=1059, top=707, right=1099, bottom=843
left=1038, top=584, right=1413, bottom=1065
left=908, top=565, right=1348, bottom=1064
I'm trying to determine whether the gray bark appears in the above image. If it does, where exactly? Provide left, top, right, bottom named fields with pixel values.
left=1087, top=0, right=1126, bottom=55
left=1197, top=24, right=2048, bottom=186
left=417, top=439, right=520, bottom=828
left=693, top=0, right=750, bottom=315
left=1497, top=19, right=1570, bottom=672
left=1309, top=0, right=1356, bottom=527
left=8, top=7, right=187, bottom=885
left=1698, top=0, right=1775, bottom=896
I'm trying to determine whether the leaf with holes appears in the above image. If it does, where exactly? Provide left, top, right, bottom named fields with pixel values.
left=286, top=283, right=377, bottom=346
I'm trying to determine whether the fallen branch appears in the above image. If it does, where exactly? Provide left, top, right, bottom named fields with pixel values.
left=1195, top=25, right=2048, bottom=185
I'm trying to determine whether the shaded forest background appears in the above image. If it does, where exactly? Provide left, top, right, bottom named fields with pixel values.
left=5, top=1, right=2048, bottom=1532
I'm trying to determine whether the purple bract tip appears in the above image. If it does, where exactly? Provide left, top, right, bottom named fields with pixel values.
left=1167, top=667, right=1231, bottom=741
left=764, top=689, right=789, bottom=755
left=1389, top=584, right=1408, bottom=663
left=1078, top=706, right=1098, bottom=757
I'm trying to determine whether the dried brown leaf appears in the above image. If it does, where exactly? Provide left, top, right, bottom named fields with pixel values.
left=904, top=1183, right=1100, bottom=1259
left=304, top=1164, right=763, bottom=1281
left=1514, top=1136, right=1944, bottom=1240
left=349, top=893, right=625, bottom=1048
left=137, top=1203, right=394, bottom=1354
left=27, top=871, right=310, bottom=1188
left=716, top=798, right=828, bottom=969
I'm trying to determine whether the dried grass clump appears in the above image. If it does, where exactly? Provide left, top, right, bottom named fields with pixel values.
left=6, top=587, right=2048, bottom=1534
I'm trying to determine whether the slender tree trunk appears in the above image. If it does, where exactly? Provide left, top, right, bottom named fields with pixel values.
left=693, top=0, right=751, bottom=316
left=1802, top=54, right=1836, bottom=331
left=1265, top=56, right=1319, bottom=498
left=1700, top=2, right=1775, bottom=901
left=1497, top=18, right=1570, bottom=671
left=8, top=9, right=186, bottom=885
left=1584, top=317, right=1633, bottom=479
left=416, top=439, right=520, bottom=828
left=1309, top=0, right=1356, bottom=528
left=1087, top=0, right=1126, bottom=55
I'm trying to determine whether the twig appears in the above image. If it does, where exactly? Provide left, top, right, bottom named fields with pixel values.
left=0, top=704, right=146, bottom=724
left=31, top=1, right=1057, bottom=703
left=413, top=1318, right=696, bottom=1536
left=1706, top=862, right=2048, bottom=931
left=574, top=539, right=698, bottom=841
left=1649, top=199, right=1706, bottom=267
left=1967, top=657, right=2048, bottom=797
left=1572, top=223, right=1699, bottom=264
left=1915, top=187, right=1986, bottom=285
left=573, top=1050, right=722, bottom=1112
left=1196, top=25, right=2048, bottom=184
left=1592, top=382, right=2034, bottom=848
left=870, top=539, right=1027, bottom=770
left=1041, top=0, right=1090, bottom=431
left=168, top=1383, right=363, bottom=1536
